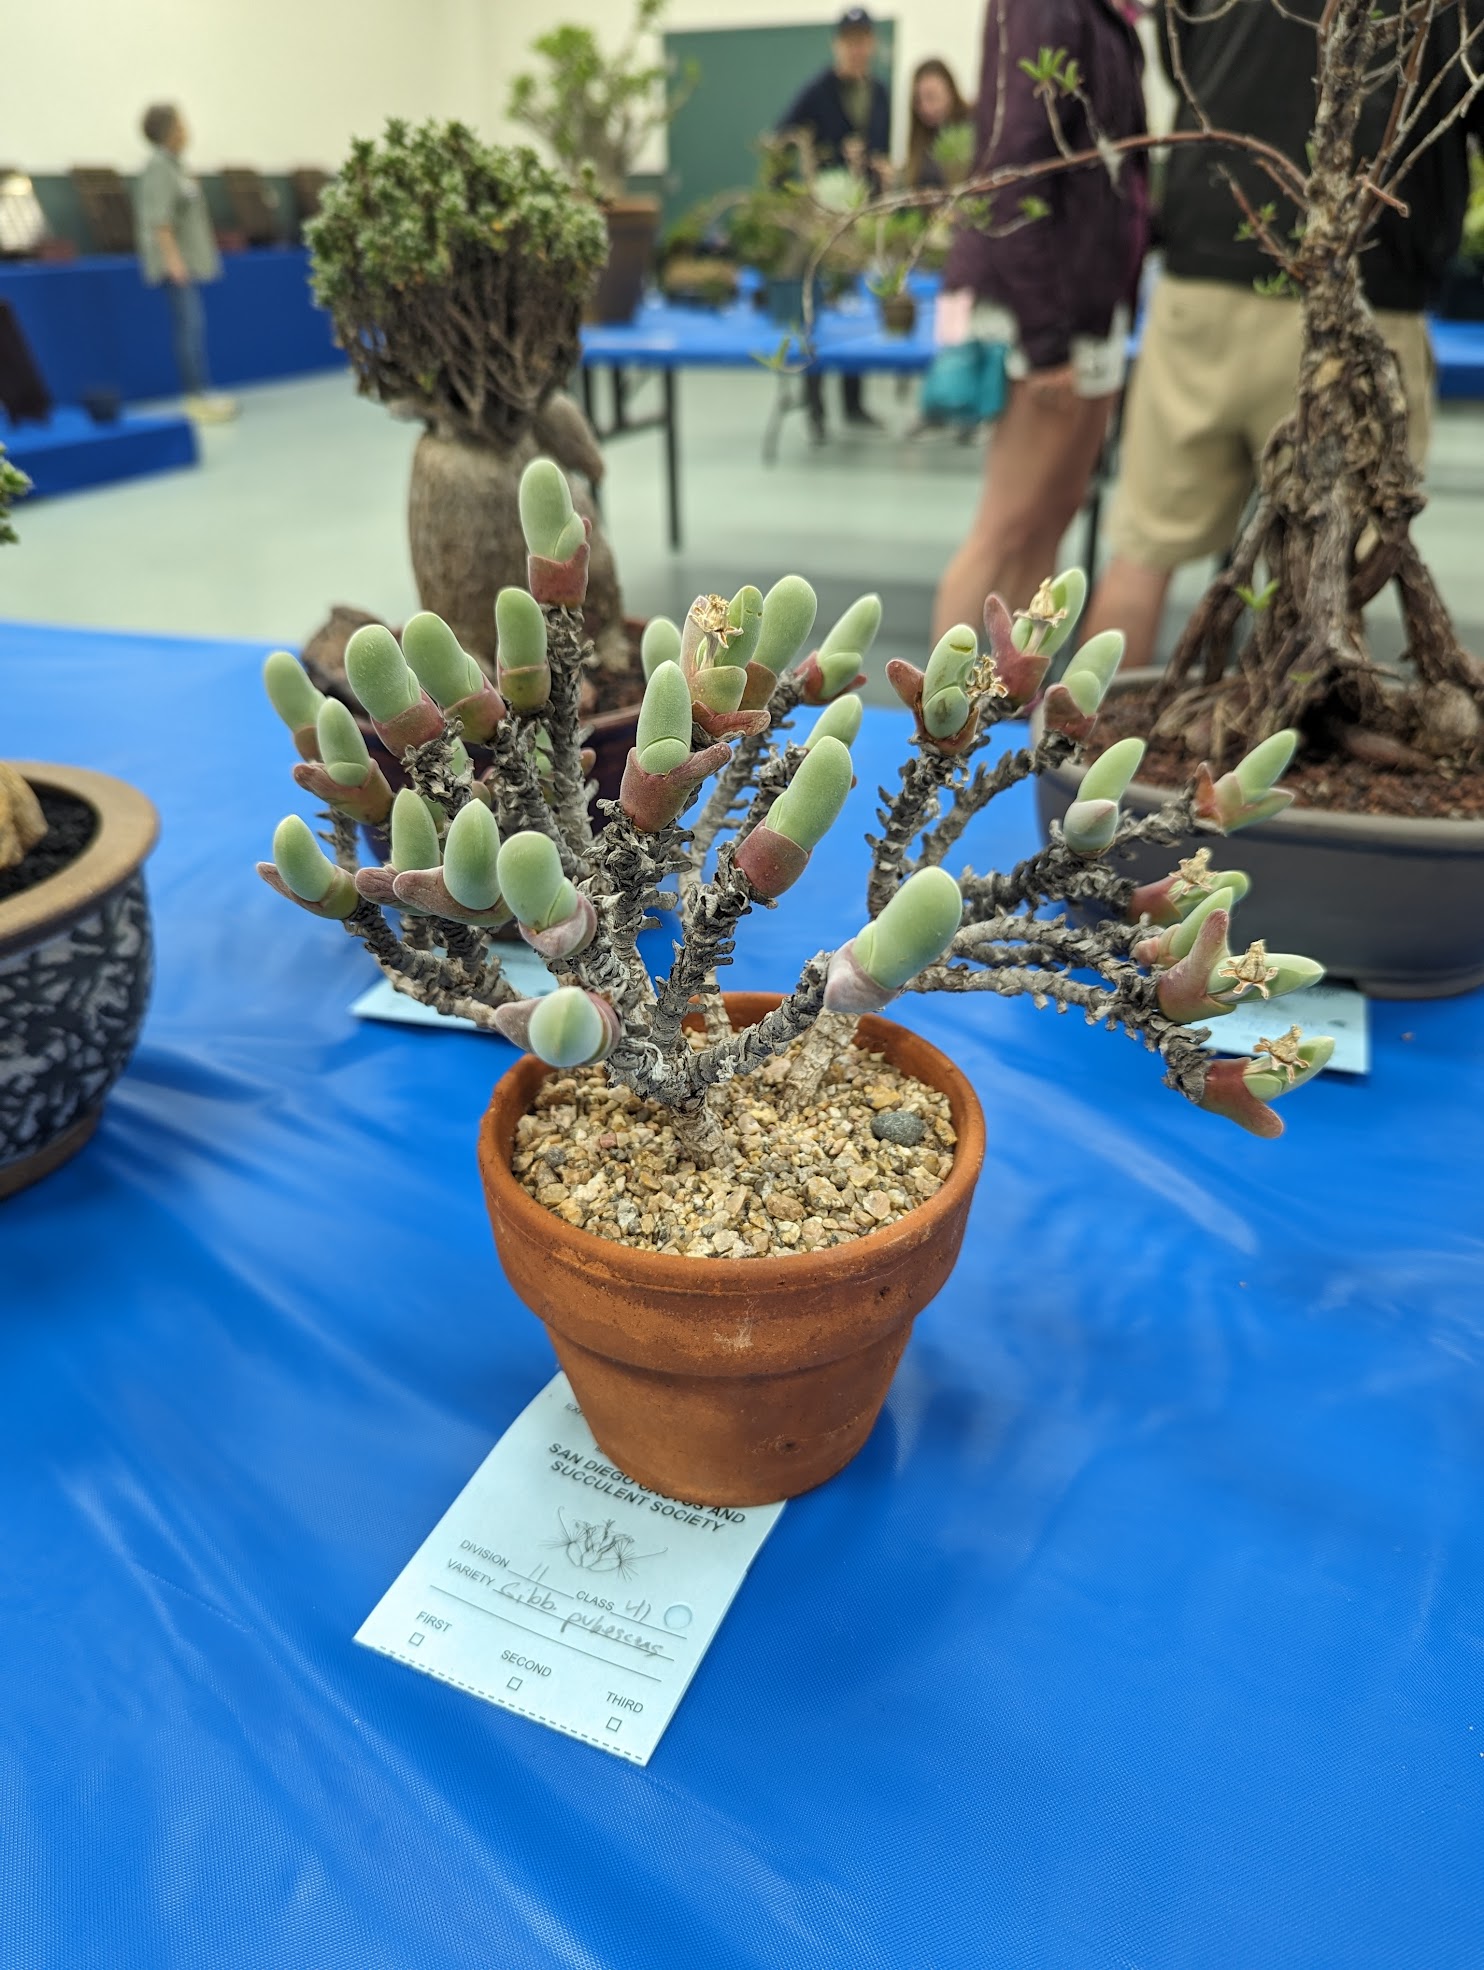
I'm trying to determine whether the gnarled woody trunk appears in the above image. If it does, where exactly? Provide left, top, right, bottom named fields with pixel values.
left=1155, top=0, right=1484, bottom=769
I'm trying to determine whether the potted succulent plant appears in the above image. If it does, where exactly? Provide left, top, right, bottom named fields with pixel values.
left=508, top=0, right=695, bottom=325
left=0, top=452, right=159, bottom=1198
left=257, top=460, right=1330, bottom=1505
left=992, top=10, right=1484, bottom=996
left=720, top=135, right=870, bottom=327
left=306, top=120, right=628, bottom=676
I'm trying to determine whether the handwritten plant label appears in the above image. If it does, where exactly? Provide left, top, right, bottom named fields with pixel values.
left=355, top=1373, right=785, bottom=1764
left=1200, top=979, right=1369, bottom=1076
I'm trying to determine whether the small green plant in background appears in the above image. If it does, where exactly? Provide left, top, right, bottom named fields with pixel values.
left=507, top=0, right=696, bottom=201
left=0, top=445, right=30, bottom=547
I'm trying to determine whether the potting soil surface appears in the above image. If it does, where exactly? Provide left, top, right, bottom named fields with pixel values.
left=0, top=788, right=97, bottom=904
left=1094, top=684, right=1484, bottom=820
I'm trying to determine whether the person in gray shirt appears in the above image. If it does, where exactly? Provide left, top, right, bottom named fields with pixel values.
left=133, top=104, right=236, bottom=423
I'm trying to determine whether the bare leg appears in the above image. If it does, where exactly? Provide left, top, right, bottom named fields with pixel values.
left=933, top=382, right=1115, bottom=638
left=1084, top=555, right=1175, bottom=671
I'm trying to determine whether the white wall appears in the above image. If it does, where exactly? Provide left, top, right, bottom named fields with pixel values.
left=473, top=1, right=987, bottom=170
left=0, top=1, right=1176, bottom=181
left=0, top=0, right=480, bottom=175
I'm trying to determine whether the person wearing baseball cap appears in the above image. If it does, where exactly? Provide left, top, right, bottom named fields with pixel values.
left=777, top=9, right=892, bottom=437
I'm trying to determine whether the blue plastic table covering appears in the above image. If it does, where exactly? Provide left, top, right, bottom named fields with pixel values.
left=3, top=621, right=1483, bottom=1970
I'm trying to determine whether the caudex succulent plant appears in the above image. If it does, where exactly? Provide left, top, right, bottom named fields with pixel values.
left=259, top=460, right=1333, bottom=1167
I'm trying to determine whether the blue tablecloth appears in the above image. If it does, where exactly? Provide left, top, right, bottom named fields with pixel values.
left=586, top=284, right=1484, bottom=398
left=583, top=286, right=938, bottom=375
left=4, top=620, right=1483, bottom=1969
left=0, top=249, right=344, bottom=403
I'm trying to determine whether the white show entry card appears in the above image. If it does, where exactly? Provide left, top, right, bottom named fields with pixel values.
left=356, top=1373, right=785, bottom=1765
left=1200, top=980, right=1369, bottom=1076
left=350, top=945, right=556, bottom=1031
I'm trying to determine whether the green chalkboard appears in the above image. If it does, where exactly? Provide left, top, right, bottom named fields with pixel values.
left=662, top=19, right=896, bottom=231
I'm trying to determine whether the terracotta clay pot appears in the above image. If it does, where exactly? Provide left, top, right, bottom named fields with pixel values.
left=478, top=993, right=986, bottom=1506
left=0, top=764, right=158, bottom=1198
left=1035, top=671, right=1484, bottom=999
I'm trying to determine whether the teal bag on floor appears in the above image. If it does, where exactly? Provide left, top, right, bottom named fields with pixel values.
left=920, top=340, right=1009, bottom=425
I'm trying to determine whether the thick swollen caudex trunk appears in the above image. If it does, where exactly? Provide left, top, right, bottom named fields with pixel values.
left=407, top=427, right=626, bottom=672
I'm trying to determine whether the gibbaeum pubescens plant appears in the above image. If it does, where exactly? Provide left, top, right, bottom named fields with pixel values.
left=258, top=461, right=1333, bottom=1162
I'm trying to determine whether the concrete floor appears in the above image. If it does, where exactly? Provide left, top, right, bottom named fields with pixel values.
left=4, top=365, right=1483, bottom=701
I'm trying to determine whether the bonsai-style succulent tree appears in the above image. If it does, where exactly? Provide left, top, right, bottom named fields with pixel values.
left=847, top=0, right=1484, bottom=776
left=258, top=459, right=1334, bottom=1185
left=507, top=0, right=694, bottom=202
left=306, top=120, right=627, bottom=669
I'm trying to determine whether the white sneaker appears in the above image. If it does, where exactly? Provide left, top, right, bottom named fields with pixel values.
left=184, top=394, right=239, bottom=425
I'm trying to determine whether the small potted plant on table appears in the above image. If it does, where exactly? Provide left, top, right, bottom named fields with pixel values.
left=508, top=0, right=695, bottom=326
left=0, top=452, right=159, bottom=1197
left=259, top=463, right=1330, bottom=1505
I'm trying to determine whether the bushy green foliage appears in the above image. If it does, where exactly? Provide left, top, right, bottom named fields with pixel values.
left=307, top=121, right=607, bottom=443
left=507, top=0, right=693, bottom=200
left=0, top=445, right=31, bottom=548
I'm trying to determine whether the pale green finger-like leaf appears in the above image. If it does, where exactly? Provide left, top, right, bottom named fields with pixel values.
left=766, top=735, right=852, bottom=849
left=495, top=586, right=549, bottom=669
left=1078, top=736, right=1145, bottom=804
left=1062, top=797, right=1119, bottom=855
left=402, top=611, right=483, bottom=707
left=820, top=593, right=883, bottom=661
left=1170, top=885, right=1238, bottom=959
left=273, top=814, right=334, bottom=902
left=1234, top=729, right=1298, bottom=797
left=441, top=800, right=503, bottom=911
left=636, top=660, right=694, bottom=774
left=345, top=624, right=419, bottom=721
left=497, top=830, right=577, bottom=929
left=852, top=867, right=963, bottom=990
left=528, top=987, right=606, bottom=1068
left=390, top=787, right=441, bottom=872
left=263, top=650, right=325, bottom=731
left=518, top=459, right=575, bottom=559
left=753, top=575, right=818, bottom=675
left=720, top=586, right=764, bottom=667
left=1010, top=567, right=1087, bottom=653
left=316, top=698, right=371, bottom=775
left=640, top=616, right=682, bottom=680
left=806, top=695, right=863, bottom=748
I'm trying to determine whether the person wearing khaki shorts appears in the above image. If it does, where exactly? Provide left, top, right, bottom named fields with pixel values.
left=1088, top=277, right=1433, bottom=667
left=1082, top=0, right=1479, bottom=671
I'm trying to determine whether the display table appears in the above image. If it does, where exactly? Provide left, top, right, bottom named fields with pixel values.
left=0, top=247, right=344, bottom=404
left=4, top=620, right=1482, bottom=1969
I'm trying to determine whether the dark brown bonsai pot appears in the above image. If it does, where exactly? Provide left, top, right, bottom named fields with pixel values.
left=0, top=765, right=158, bottom=1198
left=1034, top=671, right=1484, bottom=999
left=590, top=198, right=659, bottom=325
left=880, top=292, right=918, bottom=336
left=478, top=993, right=986, bottom=1507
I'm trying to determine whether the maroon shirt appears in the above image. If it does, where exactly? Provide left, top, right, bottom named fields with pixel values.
left=944, top=0, right=1149, bottom=370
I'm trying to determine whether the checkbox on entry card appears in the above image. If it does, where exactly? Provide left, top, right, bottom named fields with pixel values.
left=507, top=1677, right=522, bottom=1691
left=606, top=1718, right=622, bottom=1733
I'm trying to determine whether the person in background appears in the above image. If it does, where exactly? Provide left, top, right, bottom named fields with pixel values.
left=133, top=104, right=236, bottom=425
left=1083, top=2, right=1484, bottom=669
left=904, top=58, right=973, bottom=191
left=778, top=8, right=892, bottom=438
left=933, top=2, right=1147, bottom=636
